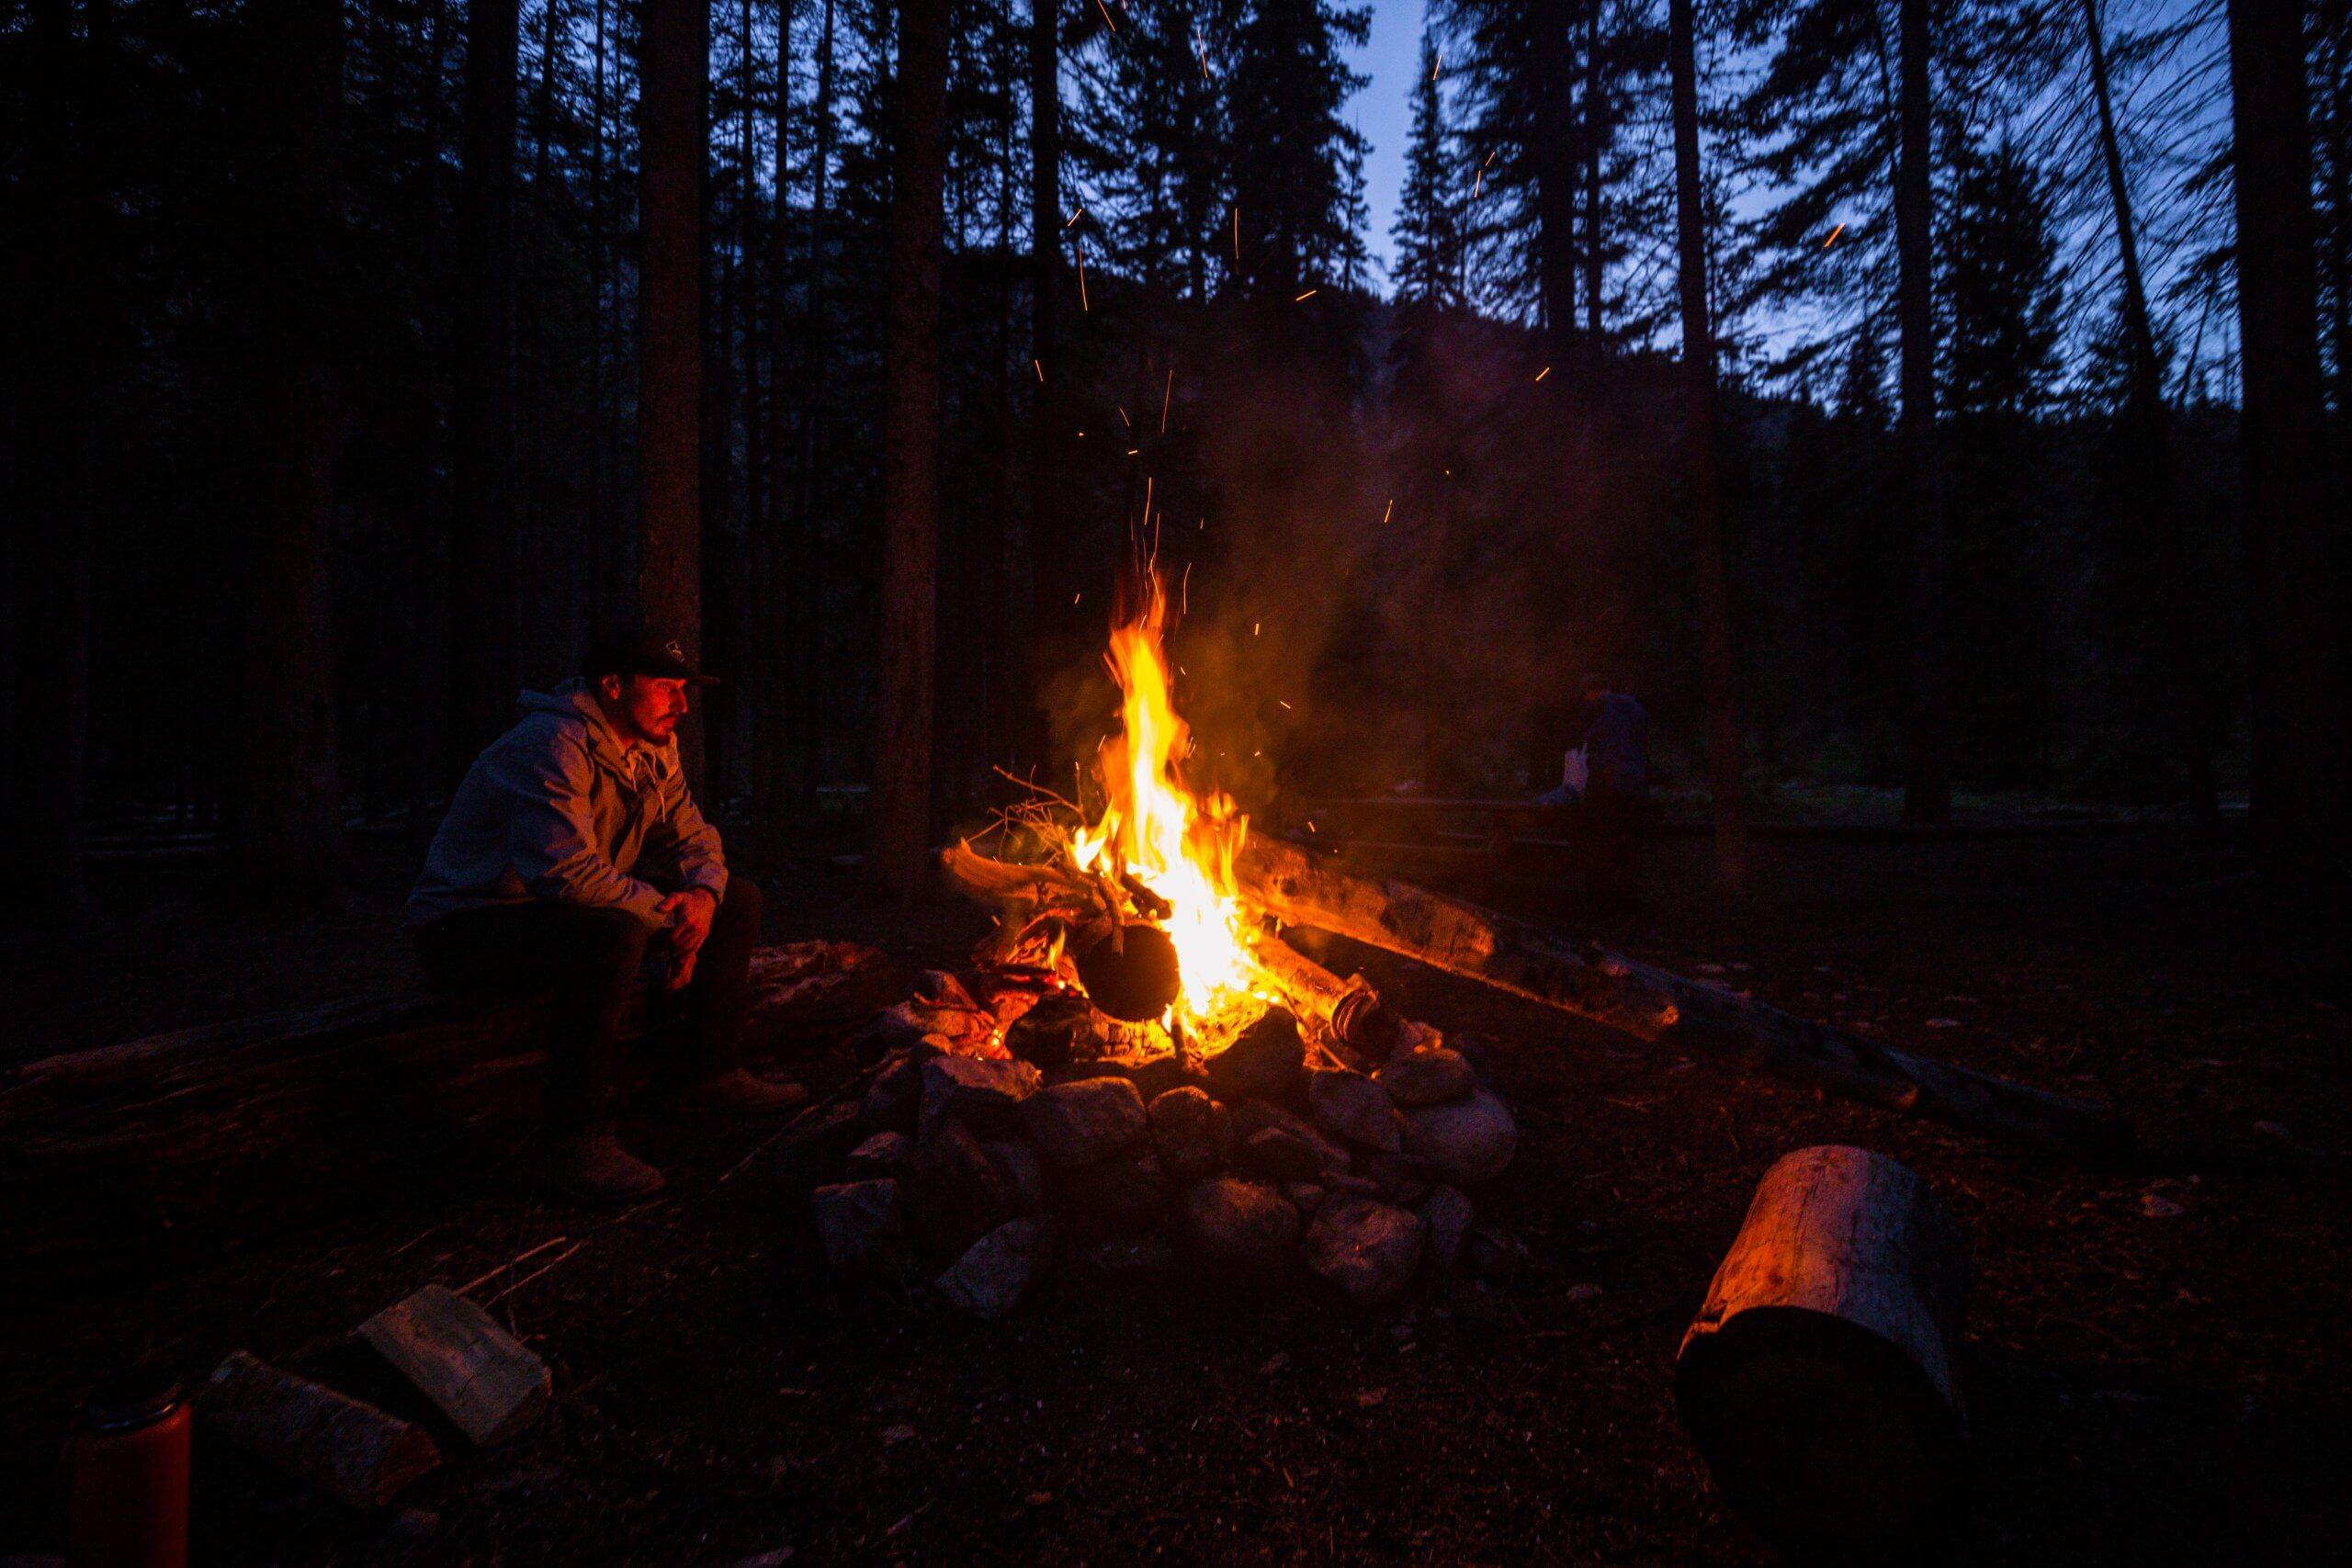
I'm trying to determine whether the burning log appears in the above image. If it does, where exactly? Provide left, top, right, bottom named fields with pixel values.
left=1236, top=838, right=2130, bottom=1160
left=1243, top=929, right=1406, bottom=1066
left=0, top=941, right=893, bottom=1272
left=1675, top=1146, right=1968, bottom=1551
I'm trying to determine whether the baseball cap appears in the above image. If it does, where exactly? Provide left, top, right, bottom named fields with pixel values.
left=583, top=626, right=718, bottom=686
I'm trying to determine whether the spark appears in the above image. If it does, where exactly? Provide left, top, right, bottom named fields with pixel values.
left=1126, top=447, right=1139, bottom=456
left=1431, top=53, right=1441, bottom=83
left=1194, top=31, right=1211, bottom=82
left=1160, top=367, right=1173, bottom=433
left=1073, top=592, right=1082, bottom=604
left=1093, top=0, right=1117, bottom=33
left=1119, top=405, right=1131, bottom=427
left=1535, top=366, right=1551, bottom=382
left=1822, top=221, right=1846, bottom=250
left=1473, top=171, right=1484, bottom=198
left=1295, top=288, right=1317, bottom=301
left=1306, top=820, right=1317, bottom=831
left=1231, top=208, right=1239, bottom=260
left=1383, top=498, right=1393, bottom=523
left=1252, top=622, right=1261, bottom=637
left=1277, top=700, right=1292, bottom=710
left=1064, top=207, right=1086, bottom=229
left=1033, top=358, right=1044, bottom=382
left=1078, top=251, right=1090, bottom=311
left=1483, top=149, right=1498, bottom=169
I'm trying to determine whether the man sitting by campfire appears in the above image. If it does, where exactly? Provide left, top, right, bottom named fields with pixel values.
left=409, top=627, right=804, bottom=1204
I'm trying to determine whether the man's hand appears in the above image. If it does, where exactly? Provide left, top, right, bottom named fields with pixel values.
left=655, top=887, right=718, bottom=989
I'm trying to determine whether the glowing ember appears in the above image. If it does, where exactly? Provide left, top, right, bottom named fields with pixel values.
left=1070, top=573, right=1252, bottom=1026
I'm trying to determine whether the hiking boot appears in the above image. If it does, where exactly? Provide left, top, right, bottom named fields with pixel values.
left=676, top=1067, right=810, bottom=1117
left=530, top=1129, right=667, bottom=1205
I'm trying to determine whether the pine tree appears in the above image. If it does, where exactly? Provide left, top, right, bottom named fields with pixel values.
left=1392, top=29, right=1464, bottom=308
left=1222, top=0, right=1369, bottom=301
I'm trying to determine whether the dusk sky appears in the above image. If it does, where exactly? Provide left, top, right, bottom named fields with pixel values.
left=1346, top=0, right=1427, bottom=287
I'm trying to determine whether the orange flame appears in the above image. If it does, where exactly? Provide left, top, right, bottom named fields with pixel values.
left=1071, top=573, right=1251, bottom=1023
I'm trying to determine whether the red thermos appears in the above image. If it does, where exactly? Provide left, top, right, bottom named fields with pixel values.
left=68, top=1368, right=191, bottom=1568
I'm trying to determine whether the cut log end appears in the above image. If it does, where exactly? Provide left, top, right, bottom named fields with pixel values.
left=1675, top=1146, right=1968, bottom=1552
left=1676, top=1308, right=1963, bottom=1550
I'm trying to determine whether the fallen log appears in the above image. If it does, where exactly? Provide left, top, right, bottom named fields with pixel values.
left=1675, top=1145, right=1968, bottom=1551
left=1237, top=837, right=2129, bottom=1159
left=0, top=941, right=894, bottom=1271
left=199, top=1350, right=440, bottom=1509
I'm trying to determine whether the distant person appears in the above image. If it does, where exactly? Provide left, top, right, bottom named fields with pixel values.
left=1570, top=675, right=1650, bottom=909
left=409, top=627, right=804, bottom=1204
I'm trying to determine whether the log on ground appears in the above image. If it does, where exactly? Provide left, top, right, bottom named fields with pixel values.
left=1674, top=1145, right=1968, bottom=1551
left=0, top=941, right=893, bottom=1270
left=359, top=1283, right=550, bottom=1446
left=199, top=1349, right=441, bottom=1509
left=1236, top=838, right=2129, bottom=1159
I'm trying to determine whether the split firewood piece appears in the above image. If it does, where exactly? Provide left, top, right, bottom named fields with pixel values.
left=1242, top=929, right=1405, bottom=1066
left=1236, top=837, right=2130, bottom=1160
left=199, top=1349, right=441, bottom=1508
left=359, top=1283, right=551, bottom=1446
left=1674, top=1145, right=1968, bottom=1552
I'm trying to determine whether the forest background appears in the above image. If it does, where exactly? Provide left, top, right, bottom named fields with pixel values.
left=6, top=0, right=2347, bottom=907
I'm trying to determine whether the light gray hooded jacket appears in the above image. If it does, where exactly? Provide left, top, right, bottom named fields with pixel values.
left=408, top=680, right=728, bottom=930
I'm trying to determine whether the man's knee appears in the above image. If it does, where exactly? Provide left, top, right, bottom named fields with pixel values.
left=571, top=905, right=654, bottom=971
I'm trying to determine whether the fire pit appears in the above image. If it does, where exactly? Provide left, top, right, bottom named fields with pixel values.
left=789, top=572, right=1523, bottom=1318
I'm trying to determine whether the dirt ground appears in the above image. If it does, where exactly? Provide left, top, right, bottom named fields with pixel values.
left=3, top=828, right=2347, bottom=1564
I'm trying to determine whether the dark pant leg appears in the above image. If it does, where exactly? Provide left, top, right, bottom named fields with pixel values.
left=1584, top=785, right=1645, bottom=908
left=417, top=901, right=653, bottom=1133
left=668, top=879, right=763, bottom=1082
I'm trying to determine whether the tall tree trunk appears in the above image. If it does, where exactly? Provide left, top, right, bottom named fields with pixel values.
left=757, top=0, right=796, bottom=829
left=1581, top=2, right=1603, bottom=355
left=2226, top=0, right=2352, bottom=880
left=452, top=0, right=519, bottom=779
left=1895, top=0, right=1949, bottom=824
left=873, top=0, right=950, bottom=898
left=1669, top=0, right=1747, bottom=896
left=591, top=0, right=618, bottom=626
left=1028, top=0, right=1066, bottom=752
left=794, top=0, right=838, bottom=795
left=2081, top=0, right=2216, bottom=823
left=239, top=0, right=345, bottom=893
left=7, top=0, right=98, bottom=920
left=639, top=0, right=708, bottom=782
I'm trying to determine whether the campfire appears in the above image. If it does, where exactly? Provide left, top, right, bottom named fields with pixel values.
left=788, top=571, right=1526, bottom=1317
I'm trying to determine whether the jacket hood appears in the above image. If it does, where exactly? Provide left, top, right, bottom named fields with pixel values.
left=517, top=678, right=671, bottom=773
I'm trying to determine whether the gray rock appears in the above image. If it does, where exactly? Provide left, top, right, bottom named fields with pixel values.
left=1238, top=1125, right=1327, bottom=1184
left=1182, top=1178, right=1300, bottom=1270
left=862, top=1054, right=924, bottom=1131
left=1230, top=1100, right=1351, bottom=1176
left=936, top=1216, right=1056, bottom=1321
left=1301, top=1195, right=1428, bottom=1305
left=1416, top=1184, right=1475, bottom=1269
left=909, top=1116, right=1017, bottom=1258
left=1204, top=1007, right=1306, bottom=1104
left=1057, top=1141, right=1170, bottom=1227
left=1357, top=1151, right=1431, bottom=1205
left=1402, top=1088, right=1517, bottom=1184
left=920, top=1055, right=1040, bottom=1134
left=812, top=1179, right=904, bottom=1275
left=1282, top=1181, right=1328, bottom=1216
left=1020, top=1077, right=1148, bottom=1168
left=1148, top=1087, right=1231, bottom=1186
left=1308, top=1068, right=1405, bottom=1153
left=844, top=1131, right=911, bottom=1179
left=982, top=1139, right=1047, bottom=1213
left=1378, top=1045, right=1477, bottom=1108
